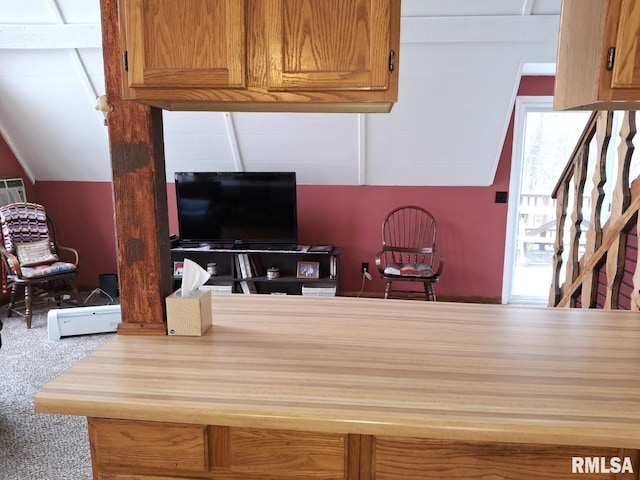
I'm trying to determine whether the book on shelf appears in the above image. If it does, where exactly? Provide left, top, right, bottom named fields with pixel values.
left=237, top=253, right=248, bottom=278
left=242, top=253, right=253, bottom=278
left=201, top=283, right=233, bottom=295
left=249, top=254, right=265, bottom=277
left=235, top=254, right=256, bottom=294
left=239, top=280, right=257, bottom=294
left=234, top=254, right=242, bottom=277
left=301, top=282, right=336, bottom=296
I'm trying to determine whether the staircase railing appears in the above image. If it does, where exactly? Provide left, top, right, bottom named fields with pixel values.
left=550, top=110, right=640, bottom=309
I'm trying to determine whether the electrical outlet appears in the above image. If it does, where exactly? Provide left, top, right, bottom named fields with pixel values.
left=361, top=262, right=369, bottom=273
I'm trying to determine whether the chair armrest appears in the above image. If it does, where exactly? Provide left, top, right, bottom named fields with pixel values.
left=57, top=245, right=79, bottom=266
left=0, top=246, right=23, bottom=279
left=432, top=252, right=444, bottom=276
left=374, top=251, right=386, bottom=274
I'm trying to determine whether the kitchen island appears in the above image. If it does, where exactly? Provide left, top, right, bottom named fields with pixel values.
left=36, top=295, right=640, bottom=479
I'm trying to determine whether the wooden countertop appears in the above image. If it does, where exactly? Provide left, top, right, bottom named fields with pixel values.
left=36, top=295, right=640, bottom=449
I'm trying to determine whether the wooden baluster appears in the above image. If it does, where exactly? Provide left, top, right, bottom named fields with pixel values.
left=581, top=112, right=612, bottom=308
left=549, top=180, right=569, bottom=307
left=605, top=111, right=636, bottom=309
left=604, top=233, right=626, bottom=310
left=563, top=146, right=589, bottom=307
left=632, top=213, right=640, bottom=310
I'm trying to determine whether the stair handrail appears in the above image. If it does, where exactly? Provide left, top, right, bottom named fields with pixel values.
left=549, top=110, right=638, bottom=309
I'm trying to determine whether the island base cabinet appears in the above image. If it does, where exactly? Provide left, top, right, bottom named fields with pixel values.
left=374, top=437, right=640, bottom=480
left=88, top=418, right=640, bottom=480
left=227, top=428, right=354, bottom=478
left=88, top=418, right=210, bottom=477
left=88, top=418, right=361, bottom=480
left=99, top=476, right=201, bottom=480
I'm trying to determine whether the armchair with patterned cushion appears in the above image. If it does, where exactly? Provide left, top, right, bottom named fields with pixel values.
left=375, top=205, right=444, bottom=301
left=0, top=202, right=81, bottom=328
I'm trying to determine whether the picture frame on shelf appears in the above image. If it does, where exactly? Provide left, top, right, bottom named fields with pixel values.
left=297, top=261, right=320, bottom=279
left=173, top=261, right=185, bottom=277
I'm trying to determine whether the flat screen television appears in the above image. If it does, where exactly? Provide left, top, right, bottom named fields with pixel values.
left=174, top=172, right=298, bottom=247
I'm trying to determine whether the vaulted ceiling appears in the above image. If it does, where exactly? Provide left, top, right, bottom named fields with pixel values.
left=0, top=0, right=559, bottom=186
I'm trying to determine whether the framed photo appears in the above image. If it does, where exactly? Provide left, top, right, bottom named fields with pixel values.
left=173, top=261, right=185, bottom=277
left=297, top=261, right=320, bottom=279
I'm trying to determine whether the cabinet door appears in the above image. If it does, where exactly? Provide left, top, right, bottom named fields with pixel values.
left=611, top=0, right=640, bottom=88
left=89, top=418, right=209, bottom=473
left=266, top=0, right=396, bottom=91
left=124, top=0, right=246, bottom=89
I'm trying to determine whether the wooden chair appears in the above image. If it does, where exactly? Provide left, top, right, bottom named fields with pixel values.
left=375, top=205, right=444, bottom=300
left=0, top=202, right=81, bottom=328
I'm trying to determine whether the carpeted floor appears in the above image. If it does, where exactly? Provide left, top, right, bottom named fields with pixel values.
left=0, top=293, right=117, bottom=480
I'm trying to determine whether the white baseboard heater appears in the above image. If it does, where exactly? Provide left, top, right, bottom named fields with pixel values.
left=47, top=304, right=121, bottom=341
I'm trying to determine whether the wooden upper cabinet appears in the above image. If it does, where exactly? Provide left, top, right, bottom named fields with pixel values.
left=554, top=0, right=640, bottom=110
left=119, top=0, right=400, bottom=112
left=123, top=0, right=245, bottom=89
left=266, top=0, right=393, bottom=92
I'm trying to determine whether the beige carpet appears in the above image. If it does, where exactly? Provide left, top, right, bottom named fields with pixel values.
left=0, top=293, right=116, bottom=480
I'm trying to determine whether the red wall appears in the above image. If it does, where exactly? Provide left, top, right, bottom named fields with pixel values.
left=0, top=136, right=35, bottom=200
left=5, top=76, right=555, bottom=299
left=34, top=182, right=118, bottom=287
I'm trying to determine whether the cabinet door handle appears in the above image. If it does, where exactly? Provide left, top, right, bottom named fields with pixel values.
left=606, top=47, right=616, bottom=71
left=389, top=50, right=396, bottom=73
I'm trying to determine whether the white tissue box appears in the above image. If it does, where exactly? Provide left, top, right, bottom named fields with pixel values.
left=165, top=289, right=212, bottom=336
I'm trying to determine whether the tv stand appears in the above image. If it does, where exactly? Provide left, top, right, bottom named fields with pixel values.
left=261, top=244, right=299, bottom=251
left=228, top=243, right=296, bottom=251
left=171, top=245, right=341, bottom=295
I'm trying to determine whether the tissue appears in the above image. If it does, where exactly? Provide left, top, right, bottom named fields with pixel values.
left=179, top=258, right=210, bottom=297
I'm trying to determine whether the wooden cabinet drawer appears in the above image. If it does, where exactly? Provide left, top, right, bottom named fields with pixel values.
left=228, top=428, right=348, bottom=479
left=99, top=475, right=201, bottom=480
left=374, top=437, right=638, bottom=480
left=89, top=418, right=209, bottom=473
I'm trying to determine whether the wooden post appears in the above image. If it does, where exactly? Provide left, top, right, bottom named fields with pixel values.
left=100, top=0, right=172, bottom=333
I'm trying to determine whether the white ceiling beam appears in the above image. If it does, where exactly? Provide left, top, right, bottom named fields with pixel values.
left=224, top=112, right=245, bottom=172
left=521, top=0, right=535, bottom=16
left=1, top=15, right=560, bottom=48
left=44, top=0, right=107, bottom=127
left=0, top=24, right=101, bottom=49
left=46, top=0, right=66, bottom=22
left=401, top=15, right=559, bottom=43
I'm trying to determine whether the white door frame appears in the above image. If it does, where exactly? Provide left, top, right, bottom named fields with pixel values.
left=501, top=96, right=554, bottom=304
